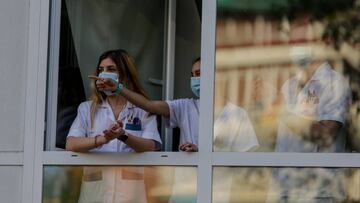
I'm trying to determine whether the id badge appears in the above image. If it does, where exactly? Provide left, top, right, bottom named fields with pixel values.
left=125, top=117, right=142, bottom=131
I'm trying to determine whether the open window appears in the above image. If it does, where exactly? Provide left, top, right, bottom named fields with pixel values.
left=46, top=0, right=202, bottom=151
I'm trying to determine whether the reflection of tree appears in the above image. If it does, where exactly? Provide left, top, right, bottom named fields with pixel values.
left=280, top=0, right=359, bottom=47
left=219, top=0, right=358, bottom=45
left=322, top=9, right=360, bottom=50
left=281, top=0, right=360, bottom=152
left=218, top=0, right=355, bottom=18
left=284, top=0, right=355, bottom=20
left=343, top=60, right=360, bottom=151
left=319, top=2, right=360, bottom=152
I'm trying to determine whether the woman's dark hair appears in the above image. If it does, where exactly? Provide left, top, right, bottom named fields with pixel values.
left=192, top=57, right=201, bottom=65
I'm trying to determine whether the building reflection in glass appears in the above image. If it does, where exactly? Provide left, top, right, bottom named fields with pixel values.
left=213, top=167, right=360, bottom=203
left=43, top=166, right=197, bottom=203
left=215, top=0, right=360, bottom=153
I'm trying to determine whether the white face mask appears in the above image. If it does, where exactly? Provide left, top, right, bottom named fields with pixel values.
left=290, top=46, right=313, bottom=69
left=98, top=71, right=119, bottom=96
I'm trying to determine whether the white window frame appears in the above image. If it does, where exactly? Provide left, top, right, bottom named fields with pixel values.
left=19, top=0, right=360, bottom=203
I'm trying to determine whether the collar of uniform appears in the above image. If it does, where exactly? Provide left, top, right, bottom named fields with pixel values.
left=98, top=99, right=134, bottom=109
left=308, top=62, right=332, bottom=81
left=98, top=100, right=136, bottom=120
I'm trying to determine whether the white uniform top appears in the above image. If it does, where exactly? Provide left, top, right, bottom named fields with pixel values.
left=214, top=103, right=259, bottom=152
left=270, top=62, right=351, bottom=202
left=68, top=100, right=161, bottom=203
left=166, top=99, right=258, bottom=203
left=166, top=99, right=259, bottom=151
left=68, top=100, right=161, bottom=152
left=166, top=98, right=199, bottom=145
left=276, top=62, right=351, bottom=153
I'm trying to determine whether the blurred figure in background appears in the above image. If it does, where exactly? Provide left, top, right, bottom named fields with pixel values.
left=268, top=45, right=352, bottom=203
left=277, top=46, right=351, bottom=153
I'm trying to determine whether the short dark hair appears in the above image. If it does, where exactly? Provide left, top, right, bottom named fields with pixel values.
left=192, top=57, right=200, bottom=65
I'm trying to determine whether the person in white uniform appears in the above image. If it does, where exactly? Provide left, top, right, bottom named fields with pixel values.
left=95, top=57, right=202, bottom=152
left=66, top=49, right=162, bottom=203
left=277, top=46, right=351, bottom=152
left=268, top=46, right=352, bottom=203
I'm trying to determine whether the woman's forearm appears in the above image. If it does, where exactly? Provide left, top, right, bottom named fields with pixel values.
left=123, top=134, right=157, bottom=152
left=66, top=134, right=156, bottom=153
left=121, top=87, right=170, bottom=117
left=66, top=136, right=107, bottom=152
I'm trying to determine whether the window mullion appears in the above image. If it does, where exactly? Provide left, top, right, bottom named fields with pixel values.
left=163, top=0, right=176, bottom=151
left=198, top=0, right=217, bottom=202
left=42, top=151, right=198, bottom=166
left=46, top=0, right=61, bottom=151
left=213, top=152, right=360, bottom=167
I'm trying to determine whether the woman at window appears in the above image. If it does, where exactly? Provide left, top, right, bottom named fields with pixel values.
left=88, top=57, right=202, bottom=152
left=66, top=49, right=161, bottom=203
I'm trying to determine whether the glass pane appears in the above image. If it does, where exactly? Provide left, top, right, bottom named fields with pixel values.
left=48, top=0, right=202, bottom=152
left=43, top=166, right=197, bottom=203
left=214, top=0, right=360, bottom=152
left=213, top=167, right=360, bottom=203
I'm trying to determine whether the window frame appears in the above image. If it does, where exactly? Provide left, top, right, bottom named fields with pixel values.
left=21, top=0, right=360, bottom=203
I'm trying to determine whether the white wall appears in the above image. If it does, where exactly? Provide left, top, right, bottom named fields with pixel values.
left=0, top=167, right=22, bottom=203
left=0, top=0, right=28, bottom=202
left=0, top=0, right=28, bottom=151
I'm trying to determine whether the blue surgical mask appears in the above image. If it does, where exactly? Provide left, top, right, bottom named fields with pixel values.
left=98, top=71, right=119, bottom=96
left=191, top=77, right=200, bottom=97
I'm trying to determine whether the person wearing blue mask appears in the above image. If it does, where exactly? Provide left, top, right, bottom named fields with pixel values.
left=67, top=49, right=162, bottom=203
left=93, top=57, right=201, bottom=152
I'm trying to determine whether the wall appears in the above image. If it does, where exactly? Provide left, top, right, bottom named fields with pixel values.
left=0, top=0, right=28, bottom=151
left=0, top=0, right=28, bottom=202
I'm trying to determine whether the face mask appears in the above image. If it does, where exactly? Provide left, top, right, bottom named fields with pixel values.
left=290, top=46, right=312, bottom=69
left=98, top=71, right=119, bottom=96
left=191, top=77, right=200, bottom=97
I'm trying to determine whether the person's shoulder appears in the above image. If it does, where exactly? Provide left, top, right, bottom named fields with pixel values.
left=319, top=63, right=349, bottom=85
left=77, top=101, right=93, bottom=111
left=316, top=62, right=339, bottom=78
